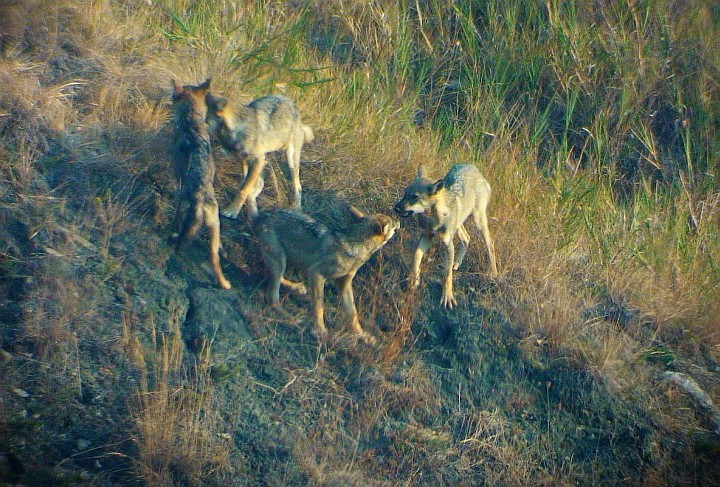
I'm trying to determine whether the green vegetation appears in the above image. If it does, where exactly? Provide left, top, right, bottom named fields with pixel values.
left=0, top=0, right=718, bottom=485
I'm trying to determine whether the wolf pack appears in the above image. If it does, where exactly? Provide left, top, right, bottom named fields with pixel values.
left=171, top=79, right=499, bottom=345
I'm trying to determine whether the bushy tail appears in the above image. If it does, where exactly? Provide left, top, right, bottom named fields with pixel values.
left=302, top=124, right=315, bottom=143
left=176, top=196, right=205, bottom=251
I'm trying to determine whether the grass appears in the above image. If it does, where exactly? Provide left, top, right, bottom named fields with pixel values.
left=0, top=0, right=718, bottom=485
left=125, top=312, right=232, bottom=486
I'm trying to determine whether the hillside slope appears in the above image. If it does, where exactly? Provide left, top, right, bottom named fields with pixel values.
left=1, top=1, right=718, bottom=485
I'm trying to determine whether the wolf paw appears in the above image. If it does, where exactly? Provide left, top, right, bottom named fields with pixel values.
left=355, top=331, right=377, bottom=346
left=440, top=292, right=456, bottom=309
left=221, top=207, right=241, bottom=219
left=280, top=277, right=307, bottom=295
left=312, top=327, right=329, bottom=342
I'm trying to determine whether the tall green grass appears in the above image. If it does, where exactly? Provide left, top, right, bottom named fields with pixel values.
left=376, top=0, right=719, bottom=340
left=1, top=0, right=718, bottom=483
left=111, top=0, right=718, bottom=354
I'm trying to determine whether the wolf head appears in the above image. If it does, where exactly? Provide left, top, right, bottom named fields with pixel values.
left=349, top=206, right=399, bottom=247
left=393, top=165, right=445, bottom=217
left=171, top=78, right=211, bottom=120
left=204, top=93, right=228, bottom=130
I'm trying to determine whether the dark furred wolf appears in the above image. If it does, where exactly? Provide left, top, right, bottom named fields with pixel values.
left=171, top=78, right=231, bottom=290
left=394, top=164, right=498, bottom=308
left=253, top=207, right=399, bottom=343
left=205, top=93, right=314, bottom=218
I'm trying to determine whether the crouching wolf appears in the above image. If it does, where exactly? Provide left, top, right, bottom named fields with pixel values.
left=171, top=78, right=231, bottom=290
left=253, top=207, right=399, bottom=343
left=394, top=164, right=498, bottom=308
left=205, top=93, right=314, bottom=218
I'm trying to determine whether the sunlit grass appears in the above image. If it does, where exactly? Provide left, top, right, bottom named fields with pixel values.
left=0, top=0, right=718, bottom=484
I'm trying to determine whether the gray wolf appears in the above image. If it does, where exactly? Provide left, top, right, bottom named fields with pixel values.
left=205, top=93, right=314, bottom=218
left=253, top=207, right=399, bottom=343
left=171, top=78, right=231, bottom=290
left=394, top=163, right=498, bottom=308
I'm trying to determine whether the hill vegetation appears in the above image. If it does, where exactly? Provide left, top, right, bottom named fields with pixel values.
left=0, top=0, right=718, bottom=485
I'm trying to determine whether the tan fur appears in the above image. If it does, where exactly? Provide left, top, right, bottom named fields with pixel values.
left=205, top=93, right=314, bottom=218
left=394, top=164, right=498, bottom=308
left=171, top=78, right=231, bottom=290
left=253, top=207, right=399, bottom=343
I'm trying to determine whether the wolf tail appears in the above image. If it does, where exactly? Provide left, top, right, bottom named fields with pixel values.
left=176, top=195, right=206, bottom=251
left=302, top=124, right=315, bottom=144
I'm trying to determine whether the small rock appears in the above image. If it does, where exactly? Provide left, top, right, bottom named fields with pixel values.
left=12, top=387, right=30, bottom=398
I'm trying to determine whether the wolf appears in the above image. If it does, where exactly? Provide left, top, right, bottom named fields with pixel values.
left=205, top=92, right=314, bottom=218
left=171, top=78, right=231, bottom=290
left=394, top=163, right=498, bottom=308
left=253, top=207, right=399, bottom=343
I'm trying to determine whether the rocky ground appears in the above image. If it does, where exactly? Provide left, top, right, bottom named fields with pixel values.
left=1, top=1, right=719, bottom=484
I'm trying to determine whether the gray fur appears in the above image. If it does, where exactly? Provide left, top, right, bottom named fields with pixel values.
left=253, top=207, right=398, bottom=343
left=394, top=163, right=498, bottom=308
left=171, top=78, right=231, bottom=290
left=206, top=93, right=314, bottom=218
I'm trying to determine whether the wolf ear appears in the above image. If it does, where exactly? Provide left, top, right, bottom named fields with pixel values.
left=350, top=206, right=365, bottom=219
left=370, top=220, right=386, bottom=235
left=172, top=79, right=183, bottom=96
left=196, top=78, right=211, bottom=96
left=429, top=179, right=444, bottom=195
left=207, top=94, right=228, bottom=111
left=416, top=164, right=427, bottom=178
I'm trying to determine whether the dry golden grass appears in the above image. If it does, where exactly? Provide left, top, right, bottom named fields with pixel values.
left=125, top=313, right=233, bottom=486
left=1, top=0, right=718, bottom=485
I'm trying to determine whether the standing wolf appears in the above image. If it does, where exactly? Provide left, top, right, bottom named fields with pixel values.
left=171, top=78, right=231, bottom=290
left=394, top=164, right=498, bottom=308
left=253, top=207, right=399, bottom=343
left=205, top=93, right=314, bottom=218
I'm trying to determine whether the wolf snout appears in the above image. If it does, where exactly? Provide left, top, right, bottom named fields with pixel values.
left=393, top=202, right=410, bottom=216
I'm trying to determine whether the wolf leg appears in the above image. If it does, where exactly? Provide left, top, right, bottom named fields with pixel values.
left=338, top=274, right=375, bottom=344
left=286, top=130, right=303, bottom=209
left=204, top=203, right=232, bottom=290
left=310, top=274, right=328, bottom=339
left=411, top=235, right=432, bottom=288
left=337, top=274, right=360, bottom=333
left=473, top=197, right=498, bottom=278
left=245, top=173, right=264, bottom=218
left=441, top=235, right=457, bottom=308
left=262, top=242, right=286, bottom=305
left=454, top=224, right=470, bottom=270
left=280, top=276, right=307, bottom=295
left=176, top=200, right=204, bottom=252
left=223, top=154, right=266, bottom=218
